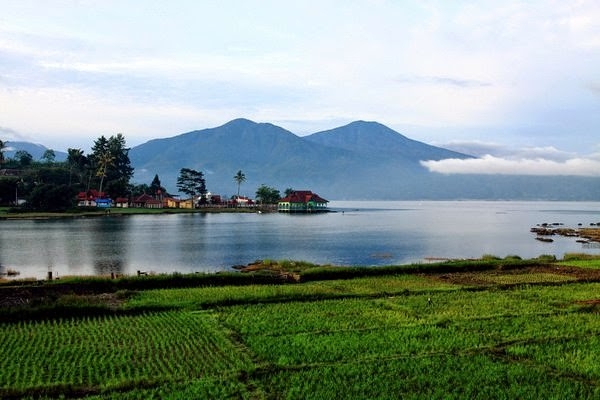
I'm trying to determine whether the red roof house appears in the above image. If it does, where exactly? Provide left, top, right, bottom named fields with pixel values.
left=278, top=190, right=329, bottom=212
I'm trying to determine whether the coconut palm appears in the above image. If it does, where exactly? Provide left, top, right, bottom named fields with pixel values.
left=234, top=170, right=246, bottom=198
left=97, top=151, right=115, bottom=195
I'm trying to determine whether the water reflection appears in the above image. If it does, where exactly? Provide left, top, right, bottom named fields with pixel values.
left=90, top=216, right=130, bottom=276
left=1, top=201, right=599, bottom=279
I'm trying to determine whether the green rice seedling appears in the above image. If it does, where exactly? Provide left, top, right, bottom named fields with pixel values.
left=558, top=256, right=600, bottom=269
left=475, top=272, right=576, bottom=285
left=65, top=377, right=252, bottom=400
left=0, top=311, right=252, bottom=398
left=506, top=335, right=600, bottom=380
left=257, top=354, right=599, bottom=399
left=126, top=274, right=461, bottom=310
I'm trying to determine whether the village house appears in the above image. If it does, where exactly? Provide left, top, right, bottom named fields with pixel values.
left=131, top=193, right=162, bottom=209
left=277, top=190, right=329, bottom=213
left=76, top=190, right=106, bottom=207
left=163, top=197, right=181, bottom=209
left=114, top=197, right=129, bottom=208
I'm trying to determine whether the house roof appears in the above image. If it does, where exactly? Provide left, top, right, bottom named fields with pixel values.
left=279, top=190, right=328, bottom=204
left=133, top=193, right=156, bottom=203
left=77, top=190, right=106, bottom=200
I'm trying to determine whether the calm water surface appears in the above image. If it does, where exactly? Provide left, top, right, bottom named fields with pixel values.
left=1, top=201, right=599, bottom=279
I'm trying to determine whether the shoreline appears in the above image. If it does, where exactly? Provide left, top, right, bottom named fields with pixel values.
left=0, top=205, right=278, bottom=220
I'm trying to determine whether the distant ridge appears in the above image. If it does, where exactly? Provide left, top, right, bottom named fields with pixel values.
left=1, top=141, right=67, bottom=162
left=6, top=119, right=600, bottom=200
left=305, top=120, right=467, bottom=160
left=128, top=118, right=600, bottom=201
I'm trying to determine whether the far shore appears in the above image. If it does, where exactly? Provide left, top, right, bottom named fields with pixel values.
left=0, top=204, right=278, bottom=220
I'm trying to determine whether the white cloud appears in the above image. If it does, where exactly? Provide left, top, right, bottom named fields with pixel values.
left=439, top=140, right=578, bottom=162
left=421, top=155, right=600, bottom=176
left=1, top=0, right=600, bottom=156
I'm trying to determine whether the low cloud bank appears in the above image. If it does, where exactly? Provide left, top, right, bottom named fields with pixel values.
left=421, top=155, right=600, bottom=177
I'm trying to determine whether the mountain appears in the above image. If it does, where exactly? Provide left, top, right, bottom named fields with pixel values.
left=130, top=118, right=368, bottom=198
left=305, top=120, right=465, bottom=161
left=129, top=118, right=600, bottom=200
left=2, top=141, right=67, bottom=162
left=5, top=120, right=600, bottom=200
left=130, top=118, right=479, bottom=199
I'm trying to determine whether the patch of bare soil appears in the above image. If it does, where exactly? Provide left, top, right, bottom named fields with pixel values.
left=0, top=286, right=125, bottom=310
left=430, top=265, right=600, bottom=286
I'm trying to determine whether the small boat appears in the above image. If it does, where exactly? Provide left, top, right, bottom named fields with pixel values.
left=536, top=237, right=554, bottom=243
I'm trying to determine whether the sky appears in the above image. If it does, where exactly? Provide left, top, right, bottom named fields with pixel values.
left=1, top=0, right=599, bottom=176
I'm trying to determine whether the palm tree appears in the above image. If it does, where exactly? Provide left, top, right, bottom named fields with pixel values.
left=97, top=151, right=115, bottom=195
left=234, top=170, right=246, bottom=198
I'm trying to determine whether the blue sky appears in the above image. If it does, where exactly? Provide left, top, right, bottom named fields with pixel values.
left=1, top=0, right=599, bottom=175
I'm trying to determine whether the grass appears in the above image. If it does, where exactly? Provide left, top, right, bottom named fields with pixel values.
left=0, top=205, right=264, bottom=220
left=558, top=253, right=600, bottom=269
left=3, top=257, right=600, bottom=398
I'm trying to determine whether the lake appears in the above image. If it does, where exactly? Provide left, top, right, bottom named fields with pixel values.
left=1, top=201, right=599, bottom=280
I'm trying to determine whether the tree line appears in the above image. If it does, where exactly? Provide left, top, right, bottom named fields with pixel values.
left=0, top=135, right=134, bottom=211
left=0, top=137, right=289, bottom=211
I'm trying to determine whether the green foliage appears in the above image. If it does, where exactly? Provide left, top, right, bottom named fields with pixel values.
left=89, top=134, right=134, bottom=198
left=559, top=253, right=600, bottom=270
left=14, top=149, right=33, bottom=167
left=26, top=183, right=76, bottom=211
left=536, top=254, right=558, bottom=262
left=176, top=168, right=206, bottom=201
left=149, top=174, right=167, bottom=196
left=0, top=312, right=253, bottom=399
left=255, top=184, right=280, bottom=204
left=233, top=169, right=246, bottom=197
left=7, top=261, right=600, bottom=398
left=41, top=149, right=56, bottom=163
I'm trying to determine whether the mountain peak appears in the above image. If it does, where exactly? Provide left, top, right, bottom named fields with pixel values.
left=222, top=118, right=257, bottom=127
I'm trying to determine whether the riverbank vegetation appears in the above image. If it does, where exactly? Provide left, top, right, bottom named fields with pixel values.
left=2, top=255, right=600, bottom=398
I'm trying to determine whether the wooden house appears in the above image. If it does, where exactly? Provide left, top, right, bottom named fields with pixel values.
left=179, top=198, right=194, bottom=209
left=163, top=197, right=181, bottom=208
left=115, top=197, right=129, bottom=208
left=132, top=193, right=163, bottom=209
left=76, top=190, right=105, bottom=207
left=278, top=190, right=329, bottom=213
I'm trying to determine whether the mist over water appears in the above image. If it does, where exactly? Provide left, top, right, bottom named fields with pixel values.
left=1, top=201, right=599, bottom=280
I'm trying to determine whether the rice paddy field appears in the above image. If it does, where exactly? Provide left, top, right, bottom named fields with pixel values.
left=2, top=257, right=600, bottom=399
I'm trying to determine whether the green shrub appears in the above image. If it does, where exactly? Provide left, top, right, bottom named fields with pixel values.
left=536, top=254, right=557, bottom=262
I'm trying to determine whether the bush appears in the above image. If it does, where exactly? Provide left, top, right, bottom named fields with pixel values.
left=537, top=254, right=557, bottom=262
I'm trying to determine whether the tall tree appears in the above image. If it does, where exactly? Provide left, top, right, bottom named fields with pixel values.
left=150, top=174, right=164, bottom=195
left=149, top=174, right=166, bottom=197
left=14, top=150, right=33, bottom=168
left=176, top=168, right=206, bottom=205
left=255, top=184, right=281, bottom=204
left=42, top=149, right=56, bottom=163
left=67, top=148, right=86, bottom=186
left=96, top=151, right=115, bottom=195
left=90, top=134, right=134, bottom=198
left=234, top=170, right=246, bottom=198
